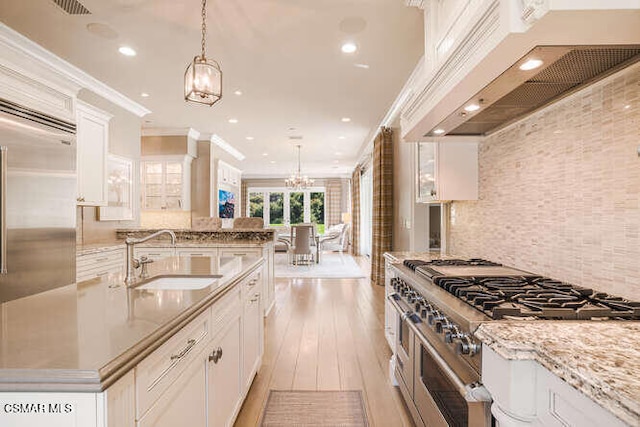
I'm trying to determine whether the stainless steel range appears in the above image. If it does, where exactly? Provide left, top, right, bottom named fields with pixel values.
left=386, top=258, right=640, bottom=427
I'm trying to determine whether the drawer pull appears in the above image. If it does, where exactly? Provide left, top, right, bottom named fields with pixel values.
left=232, top=253, right=247, bottom=257
left=247, top=279, right=257, bottom=287
left=190, top=253, right=205, bottom=256
left=209, top=347, right=223, bottom=364
left=250, top=294, right=260, bottom=303
left=170, top=338, right=197, bottom=361
left=95, top=257, right=108, bottom=262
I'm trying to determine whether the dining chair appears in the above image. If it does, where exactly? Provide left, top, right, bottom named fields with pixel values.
left=232, top=217, right=264, bottom=229
left=289, top=224, right=315, bottom=265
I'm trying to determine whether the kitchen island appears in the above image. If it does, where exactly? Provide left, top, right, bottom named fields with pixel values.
left=0, top=255, right=265, bottom=426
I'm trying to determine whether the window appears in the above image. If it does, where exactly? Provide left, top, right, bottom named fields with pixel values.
left=248, top=188, right=325, bottom=231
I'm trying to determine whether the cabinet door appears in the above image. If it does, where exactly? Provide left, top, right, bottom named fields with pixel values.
left=137, top=350, right=207, bottom=427
left=77, top=101, right=111, bottom=206
left=242, top=291, right=262, bottom=392
left=141, top=159, right=188, bottom=211
left=417, top=142, right=437, bottom=202
left=208, top=315, right=242, bottom=427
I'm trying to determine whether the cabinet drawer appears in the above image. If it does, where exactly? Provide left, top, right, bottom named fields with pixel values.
left=211, top=286, right=241, bottom=337
left=77, top=262, right=122, bottom=282
left=135, top=247, right=174, bottom=261
left=242, top=271, right=262, bottom=300
left=177, top=248, right=218, bottom=257
left=218, top=247, right=261, bottom=258
left=77, top=250, right=123, bottom=271
left=136, top=308, right=211, bottom=419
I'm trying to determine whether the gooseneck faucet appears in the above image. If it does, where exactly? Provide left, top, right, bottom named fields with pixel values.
left=124, top=230, right=177, bottom=285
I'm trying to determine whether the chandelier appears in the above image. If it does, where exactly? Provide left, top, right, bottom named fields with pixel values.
left=285, top=145, right=314, bottom=190
left=184, top=0, right=222, bottom=106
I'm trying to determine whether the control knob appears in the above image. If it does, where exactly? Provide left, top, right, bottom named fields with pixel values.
left=427, top=310, right=445, bottom=326
left=444, top=326, right=463, bottom=343
left=455, top=335, right=481, bottom=357
left=434, top=318, right=452, bottom=334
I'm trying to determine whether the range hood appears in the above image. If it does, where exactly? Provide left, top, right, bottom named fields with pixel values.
left=428, top=45, right=640, bottom=137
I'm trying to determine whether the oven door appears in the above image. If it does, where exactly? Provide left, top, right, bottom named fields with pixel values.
left=412, top=331, right=492, bottom=427
left=394, top=303, right=414, bottom=396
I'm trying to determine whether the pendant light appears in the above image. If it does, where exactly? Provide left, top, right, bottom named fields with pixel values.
left=285, top=145, right=314, bottom=190
left=184, top=0, right=222, bottom=106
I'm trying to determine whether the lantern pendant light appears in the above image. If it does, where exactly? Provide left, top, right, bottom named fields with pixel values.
left=184, top=0, right=222, bottom=106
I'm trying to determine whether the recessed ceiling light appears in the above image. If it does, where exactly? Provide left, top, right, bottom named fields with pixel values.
left=270, top=160, right=276, bottom=164
left=335, top=152, right=342, bottom=155
left=118, top=46, right=136, bottom=56
left=262, top=152, right=268, bottom=156
left=433, top=129, right=445, bottom=135
left=338, top=136, right=346, bottom=140
left=341, top=42, right=357, bottom=53
left=141, top=92, right=149, bottom=97
left=228, top=118, right=238, bottom=124
left=624, top=104, right=631, bottom=109
left=333, top=160, right=340, bottom=164
left=519, top=59, right=543, bottom=71
left=341, top=117, right=351, bottom=122
left=464, top=104, right=480, bottom=112
left=354, top=63, right=369, bottom=69
left=246, top=136, right=254, bottom=140
left=234, top=90, right=242, bottom=96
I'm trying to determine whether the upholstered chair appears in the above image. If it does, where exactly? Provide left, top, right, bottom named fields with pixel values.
left=232, top=217, right=264, bottom=229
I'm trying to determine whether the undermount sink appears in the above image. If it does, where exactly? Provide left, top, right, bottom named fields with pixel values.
left=136, top=275, right=222, bottom=291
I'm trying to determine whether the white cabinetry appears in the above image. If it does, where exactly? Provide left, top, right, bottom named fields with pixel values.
left=76, top=100, right=111, bottom=206
left=483, top=345, right=627, bottom=427
left=141, top=156, right=193, bottom=211
left=77, top=247, right=124, bottom=282
left=383, top=258, right=397, bottom=350
left=416, top=141, right=478, bottom=203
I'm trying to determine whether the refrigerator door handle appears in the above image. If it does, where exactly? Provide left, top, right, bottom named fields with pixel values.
left=0, top=146, right=6, bottom=274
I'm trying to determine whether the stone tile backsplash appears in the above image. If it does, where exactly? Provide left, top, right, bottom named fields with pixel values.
left=449, top=62, right=640, bottom=300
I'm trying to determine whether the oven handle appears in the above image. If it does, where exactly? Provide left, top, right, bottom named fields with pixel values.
left=387, top=294, right=471, bottom=398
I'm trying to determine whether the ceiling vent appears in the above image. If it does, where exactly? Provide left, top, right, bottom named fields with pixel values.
left=429, top=46, right=640, bottom=137
left=288, top=135, right=303, bottom=140
left=52, top=0, right=91, bottom=15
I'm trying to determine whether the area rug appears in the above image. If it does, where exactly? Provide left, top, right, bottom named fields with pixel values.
left=259, top=390, right=369, bottom=427
left=274, top=253, right=367, bottom=279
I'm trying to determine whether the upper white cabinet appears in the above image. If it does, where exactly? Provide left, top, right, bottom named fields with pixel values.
left=141, top=156, right=193, bottom=211
left=76, top=100, right=111, bottom=206
left=417, top=141, right=478, bottom=203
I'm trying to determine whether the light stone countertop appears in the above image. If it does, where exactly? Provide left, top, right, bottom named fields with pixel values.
left=0, top=255, right=263, bottom=392
left=116, top=228, right=275, bottom=244
left=475, top=321, right=640, bottom=426
left=383, top=251, right=445, bottom=263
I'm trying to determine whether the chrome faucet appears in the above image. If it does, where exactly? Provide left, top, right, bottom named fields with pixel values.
left=124, top=230, right=177, bottom=285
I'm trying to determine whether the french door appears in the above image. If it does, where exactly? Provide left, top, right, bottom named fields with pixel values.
left=248, top=187, right=325, bottom=231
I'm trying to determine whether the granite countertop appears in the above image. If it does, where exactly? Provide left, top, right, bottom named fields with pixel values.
left=116, top=228, right=275, bottom=244
left=0, top=255, right=263, bottom=392
left=475, top=321, right=640, bottom=426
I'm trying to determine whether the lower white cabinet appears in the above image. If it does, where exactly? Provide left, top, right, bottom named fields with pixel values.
left=207, top=313, right=242, bottom=427
left=242, top=280, right=263, bottom=392
left=77, top=247, right=124, bottom=282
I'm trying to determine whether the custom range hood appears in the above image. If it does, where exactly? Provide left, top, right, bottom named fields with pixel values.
left=427, top=45, right=640, bottom=137
left=401, top=2, right=640, bottom=140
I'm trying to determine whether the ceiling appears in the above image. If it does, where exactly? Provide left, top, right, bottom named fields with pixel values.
left=0, top=0, right=423, bottom=178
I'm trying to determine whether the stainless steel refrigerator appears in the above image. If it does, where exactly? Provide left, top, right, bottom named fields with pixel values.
left=0, top=99, right=76, bottom=303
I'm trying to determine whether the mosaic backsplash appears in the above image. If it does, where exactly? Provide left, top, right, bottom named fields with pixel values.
left=449, top=62, right=640, bottom=301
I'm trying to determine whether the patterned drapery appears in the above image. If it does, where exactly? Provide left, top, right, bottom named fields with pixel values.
left=326, top=178, right=342, bottom=227
left=371, top=127, right=393, bottom=286
left=350, top=166, right=361, bottom=256
left=240, top=180, right=248, bottom=217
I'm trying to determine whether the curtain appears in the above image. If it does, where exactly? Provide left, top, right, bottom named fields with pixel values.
left=350, top=166, right=361, bottom=256
left=371, top=127, right=393, bottom=286
left=325, top=178, right=342, bottom=226
left=240, top=180, right=248, bottom=217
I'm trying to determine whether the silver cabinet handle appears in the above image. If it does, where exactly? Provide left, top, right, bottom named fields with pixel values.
left=0, top=146, right=7, bottom=274
left=430, top=189, right=436, bottom=197
left=209, top=347, right=223, bottom=363
left=170, top=338, right=197, bottom=360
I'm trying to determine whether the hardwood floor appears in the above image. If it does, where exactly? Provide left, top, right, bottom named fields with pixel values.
left=234, top=256, right=414, bottom=427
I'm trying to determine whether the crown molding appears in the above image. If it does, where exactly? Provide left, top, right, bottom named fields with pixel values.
left=142, top=127, right=200, bottom=140
left=210, top=134, right=246, bottom=161
left=0, top=23, right=150, bottom=117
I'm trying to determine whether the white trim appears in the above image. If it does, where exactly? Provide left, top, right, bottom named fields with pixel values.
left=0, top=23, right=150, bottom=118
left=210, top=134, right=246, bottom=161
left=141, top=127, right=200, bottom=138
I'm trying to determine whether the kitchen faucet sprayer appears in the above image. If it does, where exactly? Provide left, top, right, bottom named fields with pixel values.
left=124, top=230, right=177, bottom=285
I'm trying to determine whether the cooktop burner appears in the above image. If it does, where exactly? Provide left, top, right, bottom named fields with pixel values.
left=433, top=275, right=640, bottom=320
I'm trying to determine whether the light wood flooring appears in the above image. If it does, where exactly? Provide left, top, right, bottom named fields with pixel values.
left=234, top=256, right=414, bottom=427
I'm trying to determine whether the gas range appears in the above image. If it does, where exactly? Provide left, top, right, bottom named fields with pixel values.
left=387, top=257, right=640, bottom=427
left=402, top=258, right=640, bottom=321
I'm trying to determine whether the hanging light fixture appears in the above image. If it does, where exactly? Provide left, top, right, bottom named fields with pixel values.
left=184, top=0, right=222, bottom=106
left=285, top=145, right=314, bottom=190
